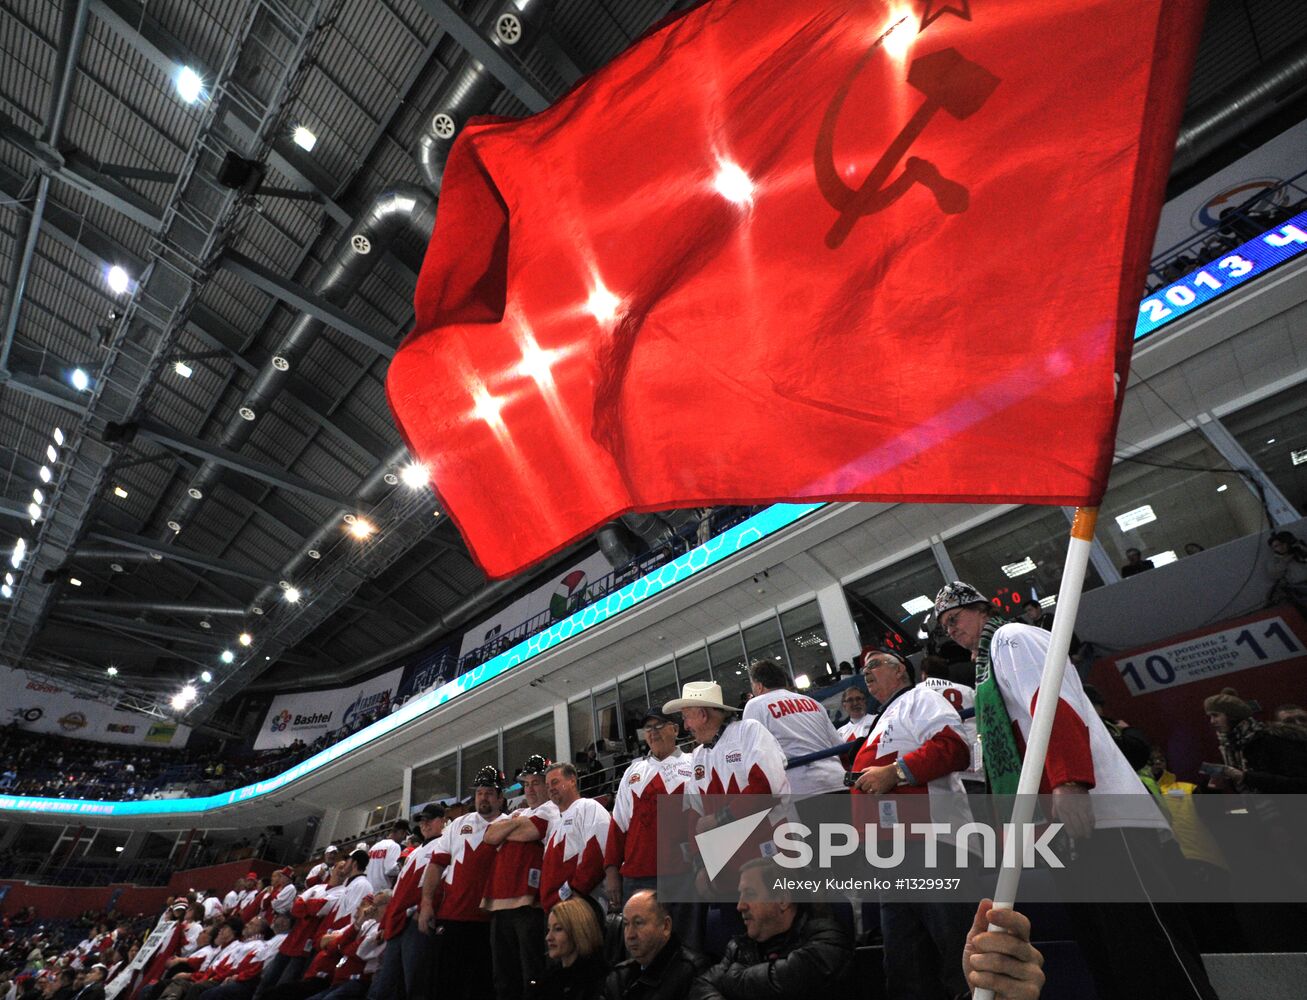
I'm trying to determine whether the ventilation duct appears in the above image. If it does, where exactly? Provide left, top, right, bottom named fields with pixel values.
left=416, top=0, right=551, bottom=190
left=157, top=186, right=437, bottom=541
left=1171, top=43, right=1307, bottom=178
left=57, top=598, right=246, bottom=617
left=160, top=0, right=569, bottom=692
left=595, top=522, right=636, bottom=568
left=246, top=441, right=412, bottom=615
left=619, top=509, right=703, bottom=556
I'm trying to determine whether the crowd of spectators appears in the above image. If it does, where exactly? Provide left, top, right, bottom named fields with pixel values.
left=5, top=572, right=1307, bottom=999
left=0, top=729, right=319, bottom=805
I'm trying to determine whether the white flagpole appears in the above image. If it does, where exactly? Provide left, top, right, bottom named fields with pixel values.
left=972, top=506, right=1098, bottom=1000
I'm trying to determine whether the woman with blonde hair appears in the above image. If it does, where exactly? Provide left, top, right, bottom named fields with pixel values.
left=525, top=899, right=608, bottom=999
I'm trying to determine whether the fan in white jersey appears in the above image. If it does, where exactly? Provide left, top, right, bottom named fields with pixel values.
left=365, top=820, right=408, bottom=892
left=741, top=659, right=845, bottom=795
left=835, top=684, right=873, bottom=744
left=918, top=657, right=984, bottom=784
left=305, top=845, right=339, bottom=887
left=603, top=708, right=694, bottom=906
left=665, top=680, right=791, bottom=892
left=935, top=581, right=1208, bottom=1000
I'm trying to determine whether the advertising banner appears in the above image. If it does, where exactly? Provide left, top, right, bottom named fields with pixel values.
left=254, top=665, right=403, bottom=750
left=457, top=551, right=614, bottom=660
left=1151, top=118, right=1307, bottom=256
left=1090, top=605, right=1307, bottom=779
left=1, top=666, right=191, bottom=747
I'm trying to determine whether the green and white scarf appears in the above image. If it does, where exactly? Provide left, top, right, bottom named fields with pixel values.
left=973, top=615, right=1024, bottom=796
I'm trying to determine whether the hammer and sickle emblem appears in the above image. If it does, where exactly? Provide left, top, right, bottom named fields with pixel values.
left=815, top=46, right=1000, bottom=249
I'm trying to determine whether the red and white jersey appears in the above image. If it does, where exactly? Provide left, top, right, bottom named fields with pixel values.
left=989, top=623, right=1166, bottom=828
left=238, top=888, right=267, bottom=922
left=851, top=685, right=972, bottom=836
left=837, top=714, right=873, bottom=743
left=381, top=840, right=439, bottom=939
left=687, top=718, right=791, bottom=803
left=920, top=677, right=983, bottom=782
left=330, top=919, right=385, bottom=982
left=540, top=797, right=610, bottom=912
left=179, top=921, right=202, bottom=956
left=306, top=862, right=331, bottom=887
left=197, top=940, right=245, bottom=981
left=222, top=890, right=240, bottom=913
left=280, top=882, right=332, bottom=956
left=259, top=934, right=286, bottom=963
left=365, top=838, right=401, bottom=892
left=202, top=896, right=224, bottom=920
left=431, top=811, right=500, bottom=923
left=324, top=875, right=374, bottom=933
left=743, top=690, right=845, bottom=795
left=230, top=938, right=269, bottom=981
left=483, top=800, right=558, bottom=910
left=265, top=883, right=297, bottom=918
left=605, top=751, right=694, bottom=878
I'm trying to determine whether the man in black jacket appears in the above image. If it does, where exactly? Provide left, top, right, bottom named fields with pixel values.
left=689, top=860, right=853, bottom=998
left=690, top=859, right=1046, bottom=1000
left=604, top=890, right=708, bottom=1000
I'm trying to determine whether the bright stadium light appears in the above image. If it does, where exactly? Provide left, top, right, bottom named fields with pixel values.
left=238, top=632, right=252, bottom=647
left=106, top=666, right=118, bottom=677
left=174, top=360, right=193, bottom=378
left=11, top=538, right=26, bottom=568
left=47, top=444, right=58, bottom=463
left=175, top=65, right=203, bottom=103
left=220, top=649, right=235, bottom=664
left=181, top=684, right=197, bottom=702
left=0, top=585, right=10, bottom=599
left=400, top=462, right=429, bottom=489
left=39, top=465, right=51, bottom=483
left=201, top=670, right=213, bottom=683
left=106, top=266, right=131, bottom=295
left=53, top=428, right=64, bottom=446
left=170, top=693, right=187, bottom=711
left=27, top=502, right=40, bottom=521
left=291, top=125, right=317, bottom=151
left=71, top=368, right=90, bottom=392
left=348, top=518, right=374, bottom=539
left=284, top=586, right=301, bottom=604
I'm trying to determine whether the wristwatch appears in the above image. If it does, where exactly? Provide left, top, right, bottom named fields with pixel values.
left=893, top=761, right=909, bottom=786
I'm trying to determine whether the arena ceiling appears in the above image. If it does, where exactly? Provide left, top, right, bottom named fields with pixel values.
left=1, top=0, right=1306, bottom=732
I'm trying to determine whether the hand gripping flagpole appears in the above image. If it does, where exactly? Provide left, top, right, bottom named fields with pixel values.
left=972, top=506, right=1098, bottom=1000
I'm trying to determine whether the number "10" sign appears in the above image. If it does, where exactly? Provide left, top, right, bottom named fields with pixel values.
left=1114, top=615, right=1303, bottom=695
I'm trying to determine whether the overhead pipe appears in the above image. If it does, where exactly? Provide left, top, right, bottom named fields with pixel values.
left=0, top=0, right=90, bottom=372
left=57, top=598, right=246, bottom=616
left=246, top=441, right=412, bottom=614
left=616, top=508, right=703, bottom=561
left=415, top=0, right=551, bottom=190
left=1171, top=43, right=1307, bottom=178
left=156, top=186, right=437, bottom=541
left=178, top=0, right=563, bottom=689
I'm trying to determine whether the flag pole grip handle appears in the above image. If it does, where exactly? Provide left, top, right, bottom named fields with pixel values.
left=972, top=507, right=1098, bottom=1000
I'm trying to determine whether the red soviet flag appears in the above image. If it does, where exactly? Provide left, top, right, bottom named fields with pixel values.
left=389, top=0, right=1204, bottom=578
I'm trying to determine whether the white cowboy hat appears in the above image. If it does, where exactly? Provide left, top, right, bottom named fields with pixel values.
left=662, top=680, right=740, bottom=714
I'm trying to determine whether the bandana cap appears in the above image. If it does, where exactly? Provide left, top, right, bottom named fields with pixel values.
left=933, top=581, right=991, bottom=617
